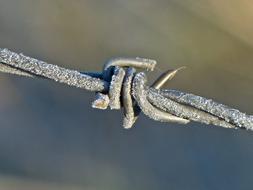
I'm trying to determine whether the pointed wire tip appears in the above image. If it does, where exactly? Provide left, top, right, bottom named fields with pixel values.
left=152, top=66, right=186, bottom=89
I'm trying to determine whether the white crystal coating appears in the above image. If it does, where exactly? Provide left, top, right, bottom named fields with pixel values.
left=147, top=88, right=235, bottom=129
left=1, top=48, right=253, bottom=130
left=108, top=66, right=125, bottom=109
left=158, top=89, right=253, bottom=130
left=92, top=93, right=110, bottom=110
left=122, top=67, right=137, bottom=129
left=132, top=72, right=189, bottom=124
left=0, top=48, right=107, bottom=92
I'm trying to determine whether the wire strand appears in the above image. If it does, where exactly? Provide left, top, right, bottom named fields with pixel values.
left=0, top=48, right=252, bottom=130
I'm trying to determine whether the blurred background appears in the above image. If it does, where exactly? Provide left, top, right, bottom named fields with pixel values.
left=0, top=0, right=253, bottom=189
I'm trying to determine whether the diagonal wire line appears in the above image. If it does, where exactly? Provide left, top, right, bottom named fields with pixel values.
left=0, top=48, right=109, bottom=92
left=0, top=48, right=253, bottom=130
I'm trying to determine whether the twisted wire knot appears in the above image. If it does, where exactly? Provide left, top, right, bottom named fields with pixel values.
left=91, top=58, right=189, bottom=129
left=1, top=48, right=253, bottom=130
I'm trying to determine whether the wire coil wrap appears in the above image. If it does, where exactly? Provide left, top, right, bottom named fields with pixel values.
left=1, top=48, right=253, bottom=130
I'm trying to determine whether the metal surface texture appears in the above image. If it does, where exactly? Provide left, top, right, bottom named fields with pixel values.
left=0, top=48, right=252, bottom=130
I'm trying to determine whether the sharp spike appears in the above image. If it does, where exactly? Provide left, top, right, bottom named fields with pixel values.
left=152, top=66, right=186, bottom=89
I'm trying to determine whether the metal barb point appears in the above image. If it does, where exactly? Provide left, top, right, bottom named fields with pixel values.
left=1, top=48, right=253, bottom=130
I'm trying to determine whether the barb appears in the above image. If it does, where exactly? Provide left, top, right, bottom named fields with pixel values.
left=0, top=48, right=252, bottom=130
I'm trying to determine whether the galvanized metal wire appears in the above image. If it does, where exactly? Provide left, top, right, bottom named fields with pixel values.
left=0, top=48, right=252, bottom=130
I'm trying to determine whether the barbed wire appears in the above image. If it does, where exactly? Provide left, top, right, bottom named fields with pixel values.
left=0, top=48, right=252, bottom=130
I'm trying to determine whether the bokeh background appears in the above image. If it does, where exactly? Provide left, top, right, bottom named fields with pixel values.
left=0, top=0, right=253, bottom=189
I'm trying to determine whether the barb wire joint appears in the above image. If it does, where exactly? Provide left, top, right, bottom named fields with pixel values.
left=0, top=48, right=253, bottom=130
